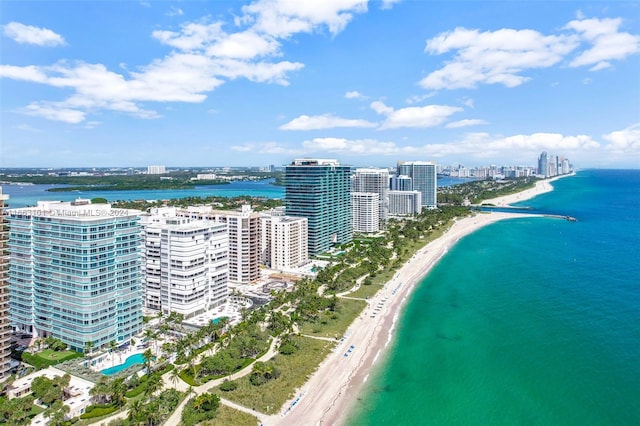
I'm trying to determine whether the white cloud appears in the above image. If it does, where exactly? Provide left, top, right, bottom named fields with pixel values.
left=420, top=27, right=578, bottom=90
left=241, top=0, right=368, bottom=38
left=344, top=90, right=365, bottom=99
left=231, top=142, right=301, bottom=155
left=446, top=119, right=488, bottom=128
left=1, top=0, right=374, bottom=123
left=206, top=31, right=280, bottom=59
left=166, top=6, right=184, bottom=17
left=280, top=114, right=376, bottom=130
left=24, top=102, right=85, bottom=123
left=603, top=123, right=640, bottom=154
left=371, top=101, right=462, bottom=129
left=2, top=22, right=65, bottom=46
left=380, top=0, right=402, bottom=10
left=566, top=17, right=640, bottom=70
left=405, top=93, right=435, bottom=104
left=237, top=131, right=601, bottom=163
left=152, top=22, right=224, bottom=51
left=419, top=16, right=640, bottom=90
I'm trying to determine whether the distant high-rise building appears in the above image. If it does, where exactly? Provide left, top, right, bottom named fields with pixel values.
left=390, top=174, right=412, bottom=191
left=397, top=161, right=437, bottom=208
left=141, top=209, right=228, bottom=317
left=0, top=189, right=10, bottom=379
left=260, top=215, right=308, bottom=271
left=285, top=159, right=351, bottom=255
left=389, top=190, right=422, bottom=216
left=351, top=192, right=379, bottom=233
left=8, top=200, right=143, bottom=351
left=147, top=165, right=166, bottom=175
left=352, top=168, right=389, bottom=223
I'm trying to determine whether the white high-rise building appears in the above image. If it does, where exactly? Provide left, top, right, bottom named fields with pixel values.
left=352, top=168, right=389, bottom=223
left=260, top=215, right=308, bottom=271
left=141, top=209, right=228, bottom=317
left=179, top=205, right=261, bottom=284
left=147, top=165, right=166, bottom=175
left=351, top=192, right=380, bottom=233
left=389, top=191, right=422, bottom=216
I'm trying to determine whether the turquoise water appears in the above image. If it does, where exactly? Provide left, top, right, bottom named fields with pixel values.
left=348, top=170, right=640, bottom=425
left=101, top=353, right=145, bottom=376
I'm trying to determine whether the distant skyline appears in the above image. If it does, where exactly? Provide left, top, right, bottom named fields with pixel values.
left=1, top=1, right=639, bottom=169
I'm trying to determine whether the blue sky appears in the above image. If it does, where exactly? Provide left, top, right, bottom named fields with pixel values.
left=1, top=1, right=639, bottom=169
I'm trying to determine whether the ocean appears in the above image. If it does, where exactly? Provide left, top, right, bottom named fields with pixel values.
left=347, top=169, right=640, bottom=425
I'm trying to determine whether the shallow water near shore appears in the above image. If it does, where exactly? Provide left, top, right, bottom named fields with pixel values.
left=347, top=169, right=640, bottom=425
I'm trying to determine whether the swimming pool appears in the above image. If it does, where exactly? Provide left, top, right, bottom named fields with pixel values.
left=101, top=353, right=145, bottom=376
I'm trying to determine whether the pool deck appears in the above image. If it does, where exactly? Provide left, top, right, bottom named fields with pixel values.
left=88, top=345, right=149, bottom=373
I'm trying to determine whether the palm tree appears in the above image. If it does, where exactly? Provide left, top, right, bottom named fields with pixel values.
left=142, top=348, right=154, bottom=374
left=44, top=400, right=69, bottom=426
left=144, top=373, right=163, bottom=398
left=109, top=377, right=127, bottom=407
left=144, top=329, right=156, bottom=351
left=169, top=367, right=181, bottom=388
left=84, top=340, right=94, bottom=356
left=127, top=399, right=145, bottom=423
left=109, top=340, right=118, bottom=365
left=89, top=378, right=111, bottom=404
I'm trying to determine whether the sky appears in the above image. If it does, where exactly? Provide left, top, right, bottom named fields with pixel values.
left=1, top=1, right=639, bottom=169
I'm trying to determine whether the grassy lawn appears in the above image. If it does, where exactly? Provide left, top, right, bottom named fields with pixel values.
left=212, top=337, right=335, bottom=414
left=37, top=348, right=83, bottom=361
left=22, top=348, right=84, bottom=368
left=298, top=298, right=367, bottom=338
left=350, top=282, right=385, bottom=299
left=201, top=405, right=259, bottom=426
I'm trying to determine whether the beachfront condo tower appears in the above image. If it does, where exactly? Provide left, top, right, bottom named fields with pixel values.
left=141, top=208, right=228, bottom=318
left=351, top=192, right=380, bottom=233
left=285, top=159, right=352, bottom=255
left=352, top=168, right=389, bottom=225
left=388, top=190, right=422, bottom=216
left=397, top=161, right=437, bottom=209
left=8, top=200, right=143, bottom=352
left=260, top=214, right=309, bottom=271
left=177, top=205, right=261, bottom=285
left=0, top=189, right=10, bottom=379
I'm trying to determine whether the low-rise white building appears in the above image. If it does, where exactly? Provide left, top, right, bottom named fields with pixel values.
left=8, top=367, right=94, bottom=421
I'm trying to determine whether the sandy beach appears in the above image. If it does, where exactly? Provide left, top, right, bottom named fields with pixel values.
left=264, top=176, right=568, bottom=426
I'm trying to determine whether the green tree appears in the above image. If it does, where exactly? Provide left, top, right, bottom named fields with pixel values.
left=142, top=348, right=154, bottom=374
left=44, top=400, right=69, bottom=426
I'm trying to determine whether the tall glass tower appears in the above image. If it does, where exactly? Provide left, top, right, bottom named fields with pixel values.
left=9, top=200, right=143, bottom=352
left=0, top=188, right=10, bottom=379
left=397, top=161, right=437, bottom=208
left=285, top=159, right=352, bottom=255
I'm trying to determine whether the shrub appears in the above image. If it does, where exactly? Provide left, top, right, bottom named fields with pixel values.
left=80, top=404, right=118, bottom=419
left=219, top=380, right=237, bottom=392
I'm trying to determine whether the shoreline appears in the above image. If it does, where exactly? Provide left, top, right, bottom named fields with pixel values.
left=264, top=175, right=571, bottom=426
left=481, top=172, right=574, bottom=207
